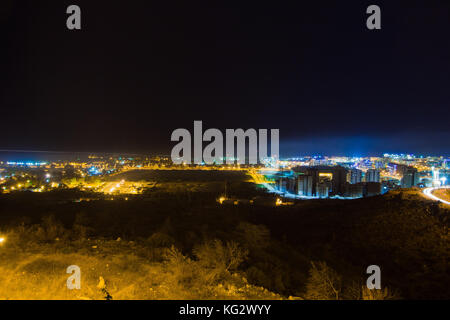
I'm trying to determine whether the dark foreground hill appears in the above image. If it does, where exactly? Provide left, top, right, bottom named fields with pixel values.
left=0, top=188, right=448, bottom=299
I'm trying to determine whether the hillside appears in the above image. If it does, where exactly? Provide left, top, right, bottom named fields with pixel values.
left=0, top=188, right=448, bottom=299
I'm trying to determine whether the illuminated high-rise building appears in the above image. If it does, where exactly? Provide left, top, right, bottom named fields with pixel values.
left=348, top=169, right=363, bottom=184
left=298, top=174, right=313, bottom=197
left=401, top=167, right=419, bottom=188
left=432, top=167, right=441, bottom=187
left=365, top=169, right=380, bottom=183
left=316, top=181, right=330, bottom=198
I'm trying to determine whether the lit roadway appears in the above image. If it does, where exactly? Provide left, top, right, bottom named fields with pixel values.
left=423, top=186, right=450, bottom=205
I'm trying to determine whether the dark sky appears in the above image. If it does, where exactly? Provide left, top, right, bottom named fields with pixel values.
left=0, top=0, right=449, bottom=157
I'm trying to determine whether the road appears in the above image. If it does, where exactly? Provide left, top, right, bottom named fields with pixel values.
left=423, top=186, right=450, bottom=205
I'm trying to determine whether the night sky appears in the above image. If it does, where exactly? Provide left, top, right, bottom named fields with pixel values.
left=0, top=1, right=449, bottom=157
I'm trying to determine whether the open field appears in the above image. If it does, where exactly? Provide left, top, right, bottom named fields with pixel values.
left=433, top=188, right=450, bottom=203
left=103, top=169, right=261, bottom=197
left=107, top=169, right=253, bottom=183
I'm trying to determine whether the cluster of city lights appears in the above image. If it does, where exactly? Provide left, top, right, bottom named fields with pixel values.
left=6, top=161, right=47, bottom=167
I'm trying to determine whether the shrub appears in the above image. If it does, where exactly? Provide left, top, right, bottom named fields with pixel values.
left=304, top=261, right=342, bottom=300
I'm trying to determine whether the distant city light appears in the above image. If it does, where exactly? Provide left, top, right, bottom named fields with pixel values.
left=88, top=166, right=101, bottom=175
left=7, top=161, right=47, bottom=166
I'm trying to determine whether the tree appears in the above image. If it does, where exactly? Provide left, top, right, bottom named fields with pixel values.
left=194, top=240, right=248, bottom=283
left=305, top=261, right=342, bottom=300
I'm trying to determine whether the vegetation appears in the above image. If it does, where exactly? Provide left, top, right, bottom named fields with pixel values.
left=0, top=171, right=448, bottom=300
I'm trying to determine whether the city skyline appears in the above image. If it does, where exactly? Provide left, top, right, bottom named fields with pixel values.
left=1, top=149, right=448, bottom=204
left=0, top=148, right=449, bottom=161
